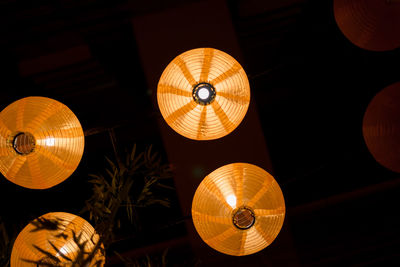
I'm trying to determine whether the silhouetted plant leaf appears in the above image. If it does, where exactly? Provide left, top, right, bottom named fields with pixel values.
left=31, top=244, right=61, bottom=262
left=77, top=142, right=175, bottom=266
left=48, top=241, right=73, bottom=262
left=105, top=156, right=117, bottom=172
left=21, top=258, right=60, bottom=266
left=29, top=217, right=66, bottom=233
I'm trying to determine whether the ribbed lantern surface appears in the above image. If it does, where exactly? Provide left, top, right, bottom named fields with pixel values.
left=363, top=82, right=400, bottom=173
left=157, top=48, right=250, bottom=140
left=0, top=97, right=84, bottom=189
left=192, top=163, right=285, bottom=256
left=11, top=212, right=105, bottom=266
left=334, top=0, right=400, bottom=51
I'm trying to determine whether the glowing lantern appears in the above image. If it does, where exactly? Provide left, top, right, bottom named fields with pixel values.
left=363, top=82, right=400, bottom=173
left=157, top=48, right=250, bottom=140
left=192, top=163, right=285, bottom=256
left=11, top=212, right=105, bottom=266
left=0, top=97, right=84, bottom=189
left=334, top=0, right=400, bottom=51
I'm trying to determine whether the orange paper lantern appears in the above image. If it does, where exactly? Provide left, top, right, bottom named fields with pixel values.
left=334, top=0, right=400, bottom=51
left=363, top=82, right=400, bottom=173
left=11, top=212, right=105, bottom=266
left=192, top=163, right=285, bottom=256
left=0, top=97, right=84, bottom=189
left=157, top=48, right=250, bottom=140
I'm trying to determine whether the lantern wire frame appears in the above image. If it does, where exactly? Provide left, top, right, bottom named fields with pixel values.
left=0, top=96, right=84, bottom=189
left=10, top=212, right=105, bottom=266
left=363, top=82, right=400, bottom=173
left=157, top=48, right=250, bottom=140
left=192, top=163, right=285, bottom=256
left=334, top=0, right=400, bottom=51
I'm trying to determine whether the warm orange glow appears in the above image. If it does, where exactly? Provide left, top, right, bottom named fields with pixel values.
left=157, top=48, right=250, bottom=140
left=334, top=0, right=400, bottom=51
left=191, top=163, right=285, bottom=256
left=0, top=97, right=84, bottom=189
left=363, top=82, right=400, bottom=173
left=10, top=212, right=105, bottom=266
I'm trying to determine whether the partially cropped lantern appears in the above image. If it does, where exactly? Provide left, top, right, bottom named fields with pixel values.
left=192, top=163, right=285, bottom=256
left=157, top=48, right=250, bottom=140
left=0, top=97, right=84, bottom=189
left=334, top=0, right=400, bottom=51
left=363, top=82, right=400, bottom=173
left=11, top=212, right=105, bottom=266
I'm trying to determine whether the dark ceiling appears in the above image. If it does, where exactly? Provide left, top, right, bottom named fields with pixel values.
left=0, top=0, right=399, bottom=266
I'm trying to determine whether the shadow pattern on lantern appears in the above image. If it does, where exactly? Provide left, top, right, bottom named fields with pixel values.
left=11, top=213, right=105, bottom=267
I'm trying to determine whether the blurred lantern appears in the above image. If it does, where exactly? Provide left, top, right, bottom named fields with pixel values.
left=334, top=0, right=400, bottom=51
left=157, top=48, right=250, bottom=140
left=192, top=163, right=285, bottom=256
left=10, top=212, right=105, bottom=266
left=0, top=97, right=84, bottom=189
left=363, top=82, right=400, bottom=173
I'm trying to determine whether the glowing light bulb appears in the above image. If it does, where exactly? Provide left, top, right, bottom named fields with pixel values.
left=46, top=138, right=55, bottom=146
left=226, top=194, right=237, bottom=208
left=198, top=87, right=210, bottom=100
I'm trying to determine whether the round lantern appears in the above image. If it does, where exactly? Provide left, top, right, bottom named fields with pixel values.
left=157, top=48, right=250, bottom=140
left=0, top=97, right=84, bottom=189
left=363, top=82, right=400, bottom=173
left=192, top=163, right=285, bottom=256
left=11, top=212, right=105, bottom=266
left=334, top=0, right=400, bottom=51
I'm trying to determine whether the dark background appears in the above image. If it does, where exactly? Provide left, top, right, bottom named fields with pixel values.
left=0, top=0, right=399, bottom=266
